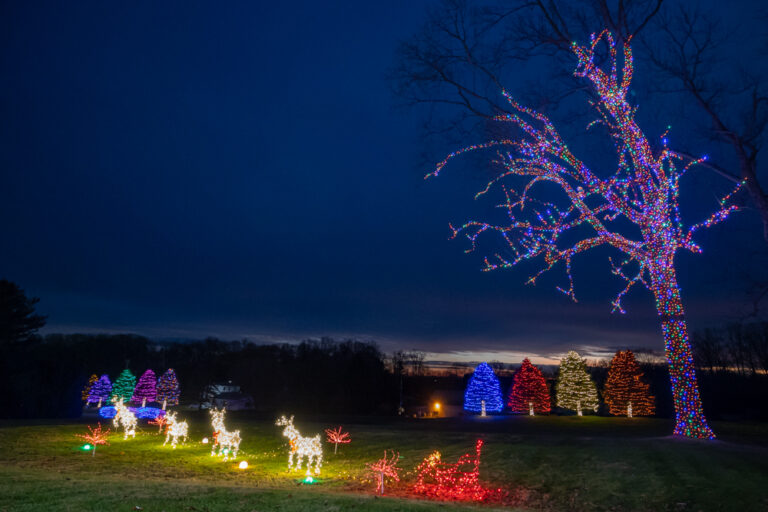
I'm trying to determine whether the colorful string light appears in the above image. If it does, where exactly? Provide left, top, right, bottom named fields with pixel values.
left=463, top=362, right=504, bottom=414
left=110, top=369, right=136, bottom=404
left=324, top=426, right=351, bottom=454
left=508, top=359, right=551, bottom=415
left=427, top=30, right=736, bottom=438
left=276, top=415, right=323, bottom=476
left=556, top=351, right=599, bottom=415
left=156, top=368, right=180, bottom=409
left=413, top=440, right=502, bottom=502
left=366, top=450, right=400, bottom=495
left=604, top=350, right=655, bottom=417
left=82, top=374, right=98, bottom=404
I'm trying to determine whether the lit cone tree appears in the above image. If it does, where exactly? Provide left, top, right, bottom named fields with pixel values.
left=508, top=359, right=550, bottom=415
left=88, top=374, right=112, bottom=406
left=604, top=350, right=655, bottom=417
left=463, top=362, right=504, bottom=414
left=110, top=369, right=136, bottom=404
left=81, top=374, right=98, bottom=403
left=556, top=351, right=599, bottom=415
left=427, top=31, right=738, bottom=438
left=156, top=368, right=180, bottom=407
left=132, top=369, right=157, bottom=406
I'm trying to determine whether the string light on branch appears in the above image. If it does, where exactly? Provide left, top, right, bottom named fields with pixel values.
left=464, top=363, right=504, bottom=414
left=324, top=426, right=351, bottom=454
left=556, top=351, right=599, bottom=415
left=156, top=368, right=180, bottom=409
left=427, top=29, right=733, bottom=438
left=76, top=423, right=111, bottom=457
left=88, top=375, right=112, bottom=407
left=413, top=440, right=502, bottom=502
left=366, top=450, right=400, bottom=495
left=276, top=415, right=323, bottom=476
left=82, top=374, right=98, bottom=404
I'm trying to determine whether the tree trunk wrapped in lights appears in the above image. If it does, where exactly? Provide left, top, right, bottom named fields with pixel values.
left=428, top=31, right=739, bottom=438
left=507, top=358, right=550, bottom=415
left=556, top=351, right=599, bottom=416
left=604, top=350, right=655, bottom=417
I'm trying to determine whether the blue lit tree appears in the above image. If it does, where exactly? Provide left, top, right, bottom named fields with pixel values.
left=464, top=362, right=503, bottom=413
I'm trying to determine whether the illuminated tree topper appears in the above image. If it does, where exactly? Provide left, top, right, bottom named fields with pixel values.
left=428, top=30, right=740, bottom=439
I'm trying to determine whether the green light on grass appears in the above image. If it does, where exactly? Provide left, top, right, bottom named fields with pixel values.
left=81, top=444, right=92, bottom=451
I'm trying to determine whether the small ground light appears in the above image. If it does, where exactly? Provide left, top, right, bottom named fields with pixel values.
left=304, top=476, right=314, bottom=484
left=82, top=444, right=92, bottom=451
left=238, top=461, right=248, bottom=469
left=202, top=437, right=209, bottom=444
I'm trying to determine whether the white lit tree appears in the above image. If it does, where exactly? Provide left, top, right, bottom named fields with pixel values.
left=556, top=351, right=599, bottom=416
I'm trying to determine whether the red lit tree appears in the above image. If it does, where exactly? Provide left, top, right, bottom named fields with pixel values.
left=604, top=350, right=655, bottom=417
left=508, top=358, right=550, bottom=415
left=324, top=426, right=351, bottom=454
left=424, top=30, right=737, bottom=438
left=76, top=423, right=111, bottom=457
left=366, top=450, right=400, bottom=495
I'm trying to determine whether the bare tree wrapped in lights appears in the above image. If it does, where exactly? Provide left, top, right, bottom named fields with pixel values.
left=428, top=31, right=743, bottom=439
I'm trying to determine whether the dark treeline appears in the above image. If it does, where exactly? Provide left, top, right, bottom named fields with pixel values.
left=0, top=334, right=396, bottom=419
left=1, top=328, right=767, bottom=420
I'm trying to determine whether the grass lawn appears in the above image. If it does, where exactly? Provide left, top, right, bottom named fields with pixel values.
left=1, top=413, right=766, bottom=511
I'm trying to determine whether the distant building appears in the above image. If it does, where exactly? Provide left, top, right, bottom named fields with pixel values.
left=199, top=381, right=254, bottom=411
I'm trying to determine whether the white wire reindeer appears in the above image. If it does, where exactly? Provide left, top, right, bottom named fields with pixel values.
left=276, top=415, right=323, bottom=476
left=162, top=411, right=188, bottom=448
left=209, top=408, right=241, bottom=461
left=112, top=398, right=137, bottom=440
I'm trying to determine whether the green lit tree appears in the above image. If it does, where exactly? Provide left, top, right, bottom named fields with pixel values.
left=110, top=369, right=136, bottom=403
left=556, top=351, right=599, bottom=416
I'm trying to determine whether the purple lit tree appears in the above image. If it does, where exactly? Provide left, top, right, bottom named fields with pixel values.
left=87, top=374, right=112, bottom=407
left=132, top=369, right=157, bottom=406
left=428, top=31, right=742, bottom=439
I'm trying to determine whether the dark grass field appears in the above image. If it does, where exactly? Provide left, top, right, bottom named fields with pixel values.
left=1, top=413, right=766, bottom=511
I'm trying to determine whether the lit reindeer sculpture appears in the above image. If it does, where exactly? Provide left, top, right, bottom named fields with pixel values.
left=112, top=398, right=137, bottom=440
left=276, top=415, right=323, bottom=476
left=163, top=411, right=188, bottom=448
left=209, top=408, right=241, bottom=461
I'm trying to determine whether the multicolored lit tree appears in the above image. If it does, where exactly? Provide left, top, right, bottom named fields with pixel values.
left=463, top=362, right=504, bottom=414
left=81, top=374, right=98, bottom=403
left=132, top=369, right=157, bottom=406
left=556, top=351, right=599, bottom=415
left=508, top=358, right=550, bottom=415
left=109, top=369, right=136, bottom=404
left=604, top=350, right=655, bottom=417
left=87, top=374, right=112, bottom=406
left=427, top=31, right=738, bottom=438
left=156, top=368, right=180, bottom=408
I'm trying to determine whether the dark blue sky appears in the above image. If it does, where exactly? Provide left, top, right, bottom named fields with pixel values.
left=1, top=1, right=764, bottom=363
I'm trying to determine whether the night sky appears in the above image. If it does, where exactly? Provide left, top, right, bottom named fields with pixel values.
left=2, top=1, right=765, bottom=363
